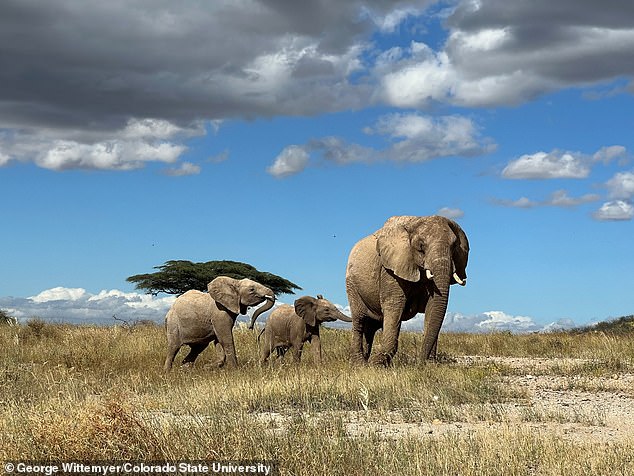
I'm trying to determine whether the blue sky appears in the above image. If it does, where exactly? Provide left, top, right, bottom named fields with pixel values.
left=1, top=0, right=633, bottom=332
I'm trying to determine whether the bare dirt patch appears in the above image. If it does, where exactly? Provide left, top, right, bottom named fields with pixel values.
left=254, top=355, right=634, bottom=444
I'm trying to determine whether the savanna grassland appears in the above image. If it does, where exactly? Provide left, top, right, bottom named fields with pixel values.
left=1, top=319, right=633, bottom=476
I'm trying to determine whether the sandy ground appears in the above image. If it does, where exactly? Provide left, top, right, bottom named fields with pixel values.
left=254, top=356, right=634, bottom=443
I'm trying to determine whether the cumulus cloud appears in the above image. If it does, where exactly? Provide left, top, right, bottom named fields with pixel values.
left=3, top=1, right=634, bottom=172
left=30, top=287, right=87, bottom=303
left=267, top=113, right=494, bottom=177
left=0, top=118, right=200, bottom=172
left=590, top=170, right=634, bottom=221
left=400, top=310, right=576, bottom=333
left=606, top=171, right=634, bottom=199
left=502, top=151, right=590, bottom=179
left=1, top=287, right=176, bottom=324
left=2, top=287, right=576, bottom=333
left=376, top=1, right=634, bottom=108
left=592, top=200, right=634, bottom=221
left=267, top=145, right=311, bottom=178
left=593, top=145, right=629, bottom=165
left=1, top=287, right=289, bottom=326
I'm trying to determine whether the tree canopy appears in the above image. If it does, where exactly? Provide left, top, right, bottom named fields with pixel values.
left=126, top=260, right=301, bottom=296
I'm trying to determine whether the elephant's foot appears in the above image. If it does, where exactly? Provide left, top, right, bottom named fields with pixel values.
left=368, top=352, right=392, bottom=367
left=350, top=352, right=368, bottom=365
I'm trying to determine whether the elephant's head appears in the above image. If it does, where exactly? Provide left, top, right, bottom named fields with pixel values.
left=375, top=215, right=469, bottom=359
left=208, top=276, right=276, bottom=328
left=294, top=295, right=352, bottom=328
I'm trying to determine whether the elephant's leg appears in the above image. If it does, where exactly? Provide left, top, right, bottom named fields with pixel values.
left=164, top=343, right=181, bottom=372
left=213, top=313, right=238, bottom=368
left=363, top=319, right=381, bottom=361
left=292, top=342, right=304, bottom=364
left=214, top=342, right=227, bottom=367
left=370, top=298, right=404, bottom=367
left=423, top=314, right=439, bottom=361
left=311, top=334, right=322, bottom=364
left=182, top=342, right=210, bottom=367
left=347, top=286, right=368, bottom=364
left=259, top=333, right=273, bottom=364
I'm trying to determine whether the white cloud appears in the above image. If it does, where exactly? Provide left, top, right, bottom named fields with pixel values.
left=268, top=113, right=495, bottom=177
left=401, top=310, right=575, bottom=333
left=492, top=196, right=539, bottom=208
left=30, top=287, right=87, bottom=303
left=5, top=287, right=177, bottom=324
left=437, top=207, right=465, bottom=219
left=593, top=145, right=628, bottom=165
left=121, top=118, right=200, bottom=140
left=376, top=3, right=634, bottom=108
left=163, top=161, right=201, bottom=176
left=475, top=311, right=539, bottom=332
left=545, top=190, right=600, bottom=207
left=370, top=113, right=496, bottom=162
left=267, top=145, right=310, bottom=178
left=502, top=151, right=589, bottom=179
left=592, top=200, right=634, bottom=221
left=606, top=171, right=634, bottom=199
left=0, top=151, right=11, bottom=166
left=3, top=287, right=579, bottom=333
left=34, top=140, right=186, bottom=171
left=0, top=118, right=199, bottom=172
left=493, top=190, right=600, bottom=209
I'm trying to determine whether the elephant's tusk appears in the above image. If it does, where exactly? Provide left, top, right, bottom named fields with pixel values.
left=426, top=269, right=434, bottom=280
left=453, top=273, right=466, bottom=286
left=264, top=295, right=275, bottom=301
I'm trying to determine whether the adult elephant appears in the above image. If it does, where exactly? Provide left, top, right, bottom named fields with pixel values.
left=164, top=276, right=275, bottom=371
left=346, top=215, right=469, bottom=365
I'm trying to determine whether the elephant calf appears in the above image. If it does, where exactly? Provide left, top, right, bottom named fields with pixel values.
left=164, top=276, right=275, bottom=371
left=259, top=295, right=351, bottom=364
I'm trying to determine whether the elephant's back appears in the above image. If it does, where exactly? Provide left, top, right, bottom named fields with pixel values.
left=172, top=290, right=216, bottom=320
left=267, top=304, right=296, bottom=323
left=346, top=234, right=380, bottom=282
left=346, top=234, right=383, bottom=319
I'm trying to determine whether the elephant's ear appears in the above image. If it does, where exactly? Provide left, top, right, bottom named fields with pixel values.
left=208, top=277, right=240, bottom=314
left=375, top=224, right=420, bottom=282
left=448, top=219, right=469, bottom=280
left=294, top=296, right=317, bottom=327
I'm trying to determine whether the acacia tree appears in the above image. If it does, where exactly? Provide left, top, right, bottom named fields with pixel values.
left=126, top=260, right=301, bottom=296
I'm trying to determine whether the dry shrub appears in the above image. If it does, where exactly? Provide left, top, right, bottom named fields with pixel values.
left=24, top=393, right=167, bottom=460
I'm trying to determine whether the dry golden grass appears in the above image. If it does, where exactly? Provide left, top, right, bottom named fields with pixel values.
left=1, top=321, right=633, bottom=475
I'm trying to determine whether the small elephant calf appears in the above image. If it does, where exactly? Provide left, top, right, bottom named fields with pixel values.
left=258, top=295, right=351, bottom=364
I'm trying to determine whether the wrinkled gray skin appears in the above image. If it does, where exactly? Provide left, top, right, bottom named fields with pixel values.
left=346, top=215, right=469, bottom=366
left=259, top=295, right=352, bottom=364
left=164, top=276, right=275, bottom=371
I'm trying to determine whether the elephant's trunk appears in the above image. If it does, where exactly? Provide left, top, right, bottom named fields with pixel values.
left=248, top=295, right=275, bottom=330
left=337, top=310, right=353, bottom=323
left=422, top=257, right=451, bottom=360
